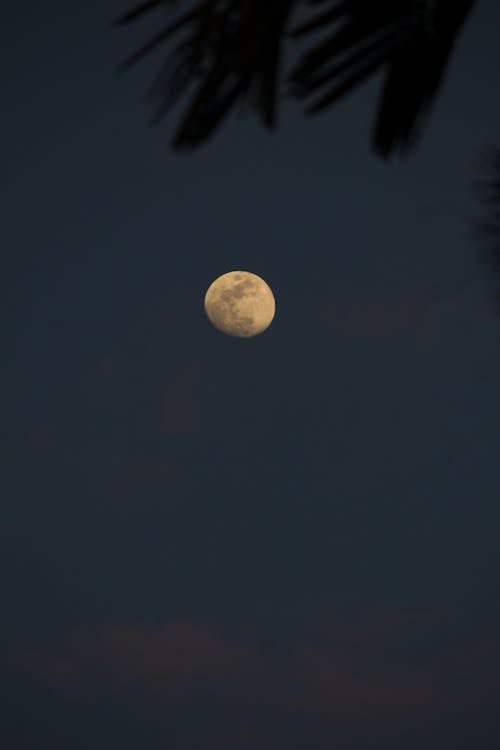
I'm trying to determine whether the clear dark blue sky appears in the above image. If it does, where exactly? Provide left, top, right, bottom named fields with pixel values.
left=2, top=1, right=500, bottom=748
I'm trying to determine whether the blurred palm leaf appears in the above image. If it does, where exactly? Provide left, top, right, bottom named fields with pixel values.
left=114, top=0, right=476, bottom=156
left=479, top=145, right=500, bottom=240
left=476, top=144, right=500, bottom=308
left=115, top=0, right=296, bottom=148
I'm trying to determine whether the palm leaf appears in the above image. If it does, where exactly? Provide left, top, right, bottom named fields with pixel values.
left=114, top=0, right=477, bottom=156
left=114, top=0, right=295, bottom=148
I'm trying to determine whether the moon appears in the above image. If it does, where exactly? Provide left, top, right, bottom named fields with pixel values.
left=204, top=270, right=275, bottom=337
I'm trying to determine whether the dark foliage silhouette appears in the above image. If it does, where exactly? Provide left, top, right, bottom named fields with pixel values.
left=480, top=145, right=500, bottom=242
left=476, top=144, right=500, bottom=309
left=114, top=0, right=476, bottom=157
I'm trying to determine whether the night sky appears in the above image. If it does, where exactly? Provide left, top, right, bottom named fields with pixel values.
left=2, top=1, right=500, bottom=748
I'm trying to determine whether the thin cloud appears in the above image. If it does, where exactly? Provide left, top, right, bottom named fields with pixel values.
left=163, top=369, right=199, bottom=438
left=18, top=611, right=479, bottom=724
left=325, top=286, right=490, bottom=339
left=21, top=621, right=266, bottom=700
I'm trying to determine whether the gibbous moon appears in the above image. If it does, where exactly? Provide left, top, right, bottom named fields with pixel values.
left=204, top=270, right=275, bottom=337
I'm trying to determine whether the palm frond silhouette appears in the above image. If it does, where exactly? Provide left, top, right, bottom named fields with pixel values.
left=114, top=0, right=476, bottom=157
left=476, top=144, right=500, bottom=308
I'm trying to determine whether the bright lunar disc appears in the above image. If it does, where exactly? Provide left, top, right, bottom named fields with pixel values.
left=204, top=271, right=275, bottom=337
